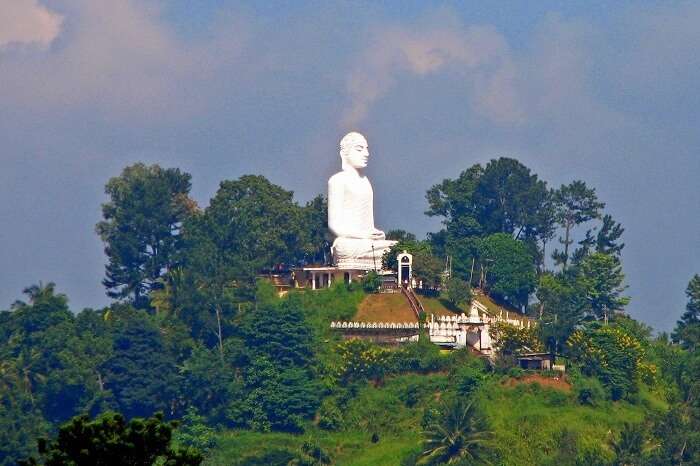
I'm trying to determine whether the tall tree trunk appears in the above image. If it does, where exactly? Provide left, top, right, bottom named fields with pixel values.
left=215, top=304, right=224, bottom=363
left=562, top=220, right=572, bottom=270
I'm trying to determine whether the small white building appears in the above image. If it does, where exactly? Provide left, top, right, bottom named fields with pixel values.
left=426, top=300, right=533, bottom=355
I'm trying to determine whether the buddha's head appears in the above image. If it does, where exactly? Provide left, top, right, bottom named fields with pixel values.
left=339, top=132, right=369, bottom=171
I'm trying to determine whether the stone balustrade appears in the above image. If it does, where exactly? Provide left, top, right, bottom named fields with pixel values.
left=330, top=321, right=420, bottom=330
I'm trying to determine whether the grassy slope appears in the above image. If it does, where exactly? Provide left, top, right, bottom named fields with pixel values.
left=207, top=288, right=667, bottom=465
left=354, top=293, right=418, bottom=322
left=418, top=295, right=465, bottom=316
left=208, top=372, right=666, bottom=465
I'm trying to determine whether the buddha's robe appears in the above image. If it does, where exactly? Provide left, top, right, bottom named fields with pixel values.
left=328, top=171, right=396, bottom=269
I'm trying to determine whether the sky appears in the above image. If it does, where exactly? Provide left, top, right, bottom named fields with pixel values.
left=1, top=0, right=698, bottom=332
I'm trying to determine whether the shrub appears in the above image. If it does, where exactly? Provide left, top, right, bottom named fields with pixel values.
left=490, top=321, right=543, bottom=355
left=172, top=407, right=218, bottom=454
left=454, top=365, right=487, bottom=396
left=574, top=376, right=607, bottom=406
left=335, top=338, right=393, bottom=384
left=541, top=388, right=570, bottom=407
left=317, top=399, right=343, bottom=431
left=399, top=382, right=422, bottom=408
left=395, top=339, right=444, bottom=373
left=361, top=271, right=381, bottom=293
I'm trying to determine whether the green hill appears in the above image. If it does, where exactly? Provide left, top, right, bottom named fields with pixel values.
left=198, top=285, right=669, bottom=466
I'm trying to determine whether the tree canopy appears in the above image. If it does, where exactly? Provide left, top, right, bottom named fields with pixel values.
left=96, top=163, right=194, bottom=308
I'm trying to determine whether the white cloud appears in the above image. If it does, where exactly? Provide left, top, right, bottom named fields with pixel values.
left=0, top=0, right=248, bottom=120
left=341, top=10, right=524, bottom=128
left=0, top=0, right=63, bottom=48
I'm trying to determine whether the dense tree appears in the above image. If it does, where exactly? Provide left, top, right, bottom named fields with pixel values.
left=595, top=214, right=625, bottom=257
left=473, top=158, right=551, bottom=241
left=240, top=301, right=315, bottom=369
left=96, top=164, right=194, bottom=308
left=1, top=284, right=107, bottom=424
left=568, top=324, right=646, bottom=400
left=181, top=175, right=309, bottom=356
left=577, top=253, right=630, bottom=322
left=203, top=175, right=306, bottom=269
left=536, top=273, right=586, bottom=353
left=180, top=345, right=235, bottom=424
left=673, top=274, right=700, bottom=350
left=19, top=411, right=202, bottom=466
left=426, top=165, right=484, bottom=238
left=478, top=233, right=537, bottom=310
left=224, top=300, right=320, bottom=432
left=445, top=277, right=472, bottom=308
left=445, top=236, right=481, bottom=285
left=300, top=195, right=330, bottom=265
left=102, top=310, right=181, bottom=419
left=552, top=181, right=604, bottom=269
left=0, top=373, right=48, bottom=466
left=229, top=358, right=319, bottom=432
left=426, top=159, right=552, bottom=245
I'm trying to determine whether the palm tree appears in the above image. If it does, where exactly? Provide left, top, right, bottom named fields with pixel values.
left=610, top=422, right=646, bottom=466
left=418, top=399, right=493, bottom=465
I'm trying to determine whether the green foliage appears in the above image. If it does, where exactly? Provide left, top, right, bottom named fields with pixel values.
left=394, top=339, right=445, bottom=373
left=536, top=272, right=585, bottom=352
left=102, top=310, right=181, bottom=419
left=240, top=302, right=314, bottom=369
left=299, top=195, right=331, bottom=265
left=382, top=240, right=444, bottom=287
left=335, top=339, right=394, bottom=385
left=386, top=230, right=417, bottom=242
left=551, top=180, right=604, bottom=269
left=289, top=441, right=333, bottom=466
left=361, top=271, right=381, bottom=293
left=418, top=399, right=493, bottom=465
left=573, top=375, right=608, bottom=406
left=577, top=253, right=630, bottom=321
left=96, top=163, right=194, bottom=308
left=444, top=277, right=472, bottom=308
left=489, top=321, right=543, bottom=355
left=479, top=233, right=536, bottom=309
left=19, top=411, right=202, bottom=466
left=567, top=324, right=650, bottom=400
left=172, top=407, right=218, bottom=455
left=453, top=365, right=488, bottom=397
left=673, top=274, right=700, bottom=350
left=647, top=405, right=700, bottom=465
left=426, top=158, right=551, bottom=243
left=317, top=399, right=344, bottom=431
left=595, top=214, right=625, bottom=258
left=229, top=358, right=319, bottom=432
left=609, top=422, right=646, bottom=466
left=0, top=375, right=48, bottom=466
left=221, top=301, right=322, bottom=433
left=180, top=344, right=233, bottom=423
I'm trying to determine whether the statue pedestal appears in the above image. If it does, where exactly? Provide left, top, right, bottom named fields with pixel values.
left=331, top=238, right=397, bottom=271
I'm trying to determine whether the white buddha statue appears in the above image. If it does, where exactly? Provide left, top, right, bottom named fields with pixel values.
left=328, top=132, right=397, bottom=269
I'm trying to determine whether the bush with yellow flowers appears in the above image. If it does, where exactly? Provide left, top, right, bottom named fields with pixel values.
left=567, top=324, right=656, bottom=400
left=334, top=338, right=394, bottom=384
left=489, top=321, right=544, bottom=355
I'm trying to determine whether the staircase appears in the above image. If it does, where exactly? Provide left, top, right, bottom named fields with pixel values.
left=401, top=286, right=425, bottom=321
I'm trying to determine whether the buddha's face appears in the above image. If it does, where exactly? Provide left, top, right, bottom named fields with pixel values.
left=342, top=137, right=369, bottom=169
